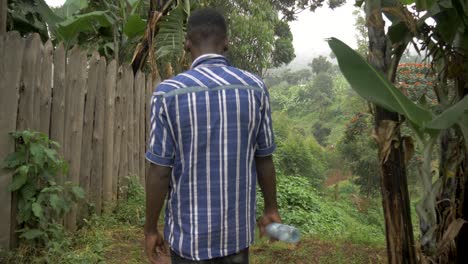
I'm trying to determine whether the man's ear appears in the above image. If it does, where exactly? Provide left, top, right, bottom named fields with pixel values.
left=223, top=38, right=229, bottom=52
left=185, top=39, right=192, bottom=52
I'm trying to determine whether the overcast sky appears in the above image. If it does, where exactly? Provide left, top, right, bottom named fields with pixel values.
left=45, top=0, right=358, bottom=68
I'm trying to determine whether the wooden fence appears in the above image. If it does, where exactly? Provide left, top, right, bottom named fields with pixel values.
left=0, top=32, right=156, bottom=250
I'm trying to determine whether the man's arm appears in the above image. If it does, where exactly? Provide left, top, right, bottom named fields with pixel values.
left=256, top=155, right=281, bottom=236
left=144, top=163, right=171, bottom=264
left=145, top=163, right=172, bottom=234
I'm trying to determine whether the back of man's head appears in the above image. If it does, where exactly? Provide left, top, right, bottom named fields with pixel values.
left=187, top=8, right=227, bottom=47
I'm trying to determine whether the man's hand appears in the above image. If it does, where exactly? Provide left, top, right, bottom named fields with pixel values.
left=145, top=230, right=167, bottom=264
left=257, top=210, right=282, bottom=238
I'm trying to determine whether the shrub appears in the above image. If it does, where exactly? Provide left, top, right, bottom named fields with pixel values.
left=3, top=131, right=84, bottom=246
left=275, top=132, right=328, bottom=188
left=114, top=176, right=145, bottom=226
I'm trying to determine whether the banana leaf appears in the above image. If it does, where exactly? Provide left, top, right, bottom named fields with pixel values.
left=327, top=37, right=433, bottom=129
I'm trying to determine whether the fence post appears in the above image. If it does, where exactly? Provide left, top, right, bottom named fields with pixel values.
left=0, top=32, right=24, bottom=250
left=102, top=60, right=117, bottom=209
left=0, top=0, right=6, bottom=35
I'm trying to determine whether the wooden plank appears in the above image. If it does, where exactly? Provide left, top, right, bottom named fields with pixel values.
left=0, top=0, right=6, bottom=35
left=137, top=72, right=146, bottom=183
left=127, top=69, right=135, bottom=177
left=118, top=66, right=133, bottom=198
left=17, top=34, right=42, bottom=132
left=113, top=67, right=124, bottom=201
left=102, top=60, right=116, bottom=208
left=50, top=43, right=67, bottom=184
left=90, top=57, right=107, bottom=215
left=79, top=52, right=100, bottom=217
left=12, top=33, right=42, bottom=246
left=0, top=31, right=25, bottom=250
left=38, top=40, right=53, bottom=136
left=64, top=47, right=87, bottom=231
left=134, top=72, right=141, bottom=179
left=144, top=76, right=154, bottom=178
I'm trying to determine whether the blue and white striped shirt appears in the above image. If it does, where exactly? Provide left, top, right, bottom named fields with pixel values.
left=145, top=54, right=276, bottom=261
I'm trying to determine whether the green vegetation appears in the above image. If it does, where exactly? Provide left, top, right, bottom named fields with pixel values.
left=3, top=174, right=386, bottom=263
left=3, top=131, right=84, bottom=246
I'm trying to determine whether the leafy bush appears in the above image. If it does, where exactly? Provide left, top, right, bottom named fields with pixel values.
left=337, top=113, right=380, bottom=196
left=257, top=175, right=385, bottom=245
left=114, top=176, right=145, bottom=226
left=3, top=131, right=84, bottom=246
left=274, top=131, right=328, bottom=188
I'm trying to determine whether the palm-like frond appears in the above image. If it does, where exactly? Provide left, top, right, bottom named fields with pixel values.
left=154, top=4, right=187, bottom=61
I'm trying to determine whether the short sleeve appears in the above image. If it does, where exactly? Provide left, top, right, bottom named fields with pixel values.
left=145, top=93, right=176, bottom=167
left=255, top=90, right=276, bottom=157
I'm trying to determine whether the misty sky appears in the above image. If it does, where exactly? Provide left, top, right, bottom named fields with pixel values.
left=45, top=0, right=359, bottom=68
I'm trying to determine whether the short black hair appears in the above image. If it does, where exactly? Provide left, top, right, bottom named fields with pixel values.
left=187, top=8, right=227, bottom=46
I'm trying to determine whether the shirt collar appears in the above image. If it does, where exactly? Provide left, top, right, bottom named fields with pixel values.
left=190, top=53, right=230, bottom=69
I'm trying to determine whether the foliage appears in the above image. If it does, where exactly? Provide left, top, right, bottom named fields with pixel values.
left=352, top=9, right=368, bottom=57
left=271, top=0, right=346, bottom=21
left=396, top=63, right=437, bottom=107
left=328, top=0, right=468, bottom=254
left=6, top=0, right=50, bottom=41
left=309, top=55, right=333, bottom=75
left=337, top=113, right=380, bottom=196
left=6, top=0, right=150, bottom=63
left=264, top=68, right=311, bottom=87
left=113, top=176, right=146, bottom=226
left=273, top=112, right=328, bottom=188
left=2, top=175, right=146, bottom=263
left=257, top=175, right=385, bottom=245
left=205, top=0, right=295, bottom=75
left=2, top=131, right=84, bottom=246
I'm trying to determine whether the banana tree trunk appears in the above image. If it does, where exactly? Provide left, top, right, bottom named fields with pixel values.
left=1, top=0, right=6, bottom=34
left=454, top=82, right=468, bottom=264
left=131, top=0, right=171, bottom=76
left=365, top=1, right=417, bottom=263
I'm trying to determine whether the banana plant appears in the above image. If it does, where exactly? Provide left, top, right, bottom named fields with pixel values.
left=328, top=36, right=468, bottom=255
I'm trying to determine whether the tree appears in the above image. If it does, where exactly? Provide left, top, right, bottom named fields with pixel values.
left=352, top=9, right=367, bottom=57
left=309, top=55, right=333, bottom=75
left=338, top=113, right=380, bottom=197
left=329, top=0, right=468, bottom=262
left=271, top=0, right=346, bottom=21
left=205, top=0, right=295, bottom=75
left=272, top=21, right=296, bottom=68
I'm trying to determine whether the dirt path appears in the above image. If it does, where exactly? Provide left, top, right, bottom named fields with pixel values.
left=102, top=225, right=386, bottom=264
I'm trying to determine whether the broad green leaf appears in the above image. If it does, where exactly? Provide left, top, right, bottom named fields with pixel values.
left=123, top=14, right=146, bottom=38
left=155, top=5, right=186, bottom=60
left=8, top=166, right=29, bottom=192
left=459, top=115, right=468, bottom=151
left=57, top=11, right=113, bottom=42
left=71, top=186, right=85, bottom=200
left=63, top=0, right=88, bottom=16
left=20, top=183, right=36, bottom=201
left=388, top=22, right=411, bottom=44
left=36, top=0, right=64, bottom=34
left=30, top=143, right=45, bottom=166
left=19, top=229, right=45, bottom=240
left=50, top=194, right=61, bottom=211
left=399, top=0, right=415, bottom=4
left=43, top=148, right=58, bottom=163
left=31, top=202, right=44, bottom=219
left=3, top=150, right=27, bottom=169
left=327, top=38, right=432, bottom=128
left=433, top=8, right=461, bottom=43
left=416, top=0, right=436, bottom=10
left=425, top=96, right=468, bottom=129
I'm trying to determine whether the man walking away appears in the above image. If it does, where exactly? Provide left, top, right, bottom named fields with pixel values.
left=144, top=8, right=281, bottom=264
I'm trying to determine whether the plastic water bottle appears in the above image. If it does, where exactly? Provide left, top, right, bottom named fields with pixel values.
left=265, top=223, right=300, bottom=243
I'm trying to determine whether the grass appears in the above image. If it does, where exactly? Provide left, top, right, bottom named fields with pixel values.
left=3, top=176, right=387, bottom=263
